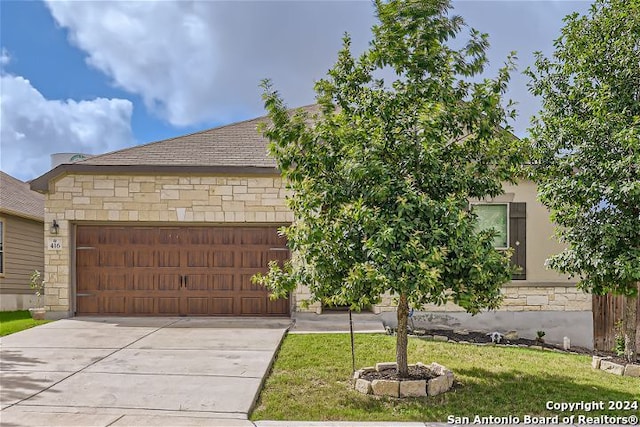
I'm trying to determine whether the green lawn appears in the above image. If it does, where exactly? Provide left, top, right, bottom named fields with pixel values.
left=0, top=310, right=51, bottom=336
left=252, top=333, right=639, bottom=422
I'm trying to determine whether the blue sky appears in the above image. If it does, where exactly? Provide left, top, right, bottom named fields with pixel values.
left=1, top=1, right=592, bottom=181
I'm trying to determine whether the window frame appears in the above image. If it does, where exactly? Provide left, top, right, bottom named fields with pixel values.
left=470, top=202, right=510, bottom=250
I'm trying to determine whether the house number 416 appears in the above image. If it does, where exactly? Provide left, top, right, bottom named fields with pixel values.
left=48, top=239, right=62, bottom=250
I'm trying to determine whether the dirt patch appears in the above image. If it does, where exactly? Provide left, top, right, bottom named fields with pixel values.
left=361, top=365, right=438, bottom=382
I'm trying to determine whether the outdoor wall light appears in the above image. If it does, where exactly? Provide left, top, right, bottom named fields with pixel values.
left=50, top=220, right=60, bottom=234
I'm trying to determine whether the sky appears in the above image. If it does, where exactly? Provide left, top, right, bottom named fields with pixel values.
left=0, top=0, right=593, bottom=182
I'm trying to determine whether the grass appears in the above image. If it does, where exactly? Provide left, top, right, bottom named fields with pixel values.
left=0, top=310, right=51, bottom=336
left=252, top=333, right=640, bottom=422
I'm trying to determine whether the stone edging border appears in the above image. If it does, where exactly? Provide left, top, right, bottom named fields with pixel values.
left=407, top=332, right=584, bottom=355
left=592, top=356, right=640, bottom=377
left=353, top=362, right=454, bottom=398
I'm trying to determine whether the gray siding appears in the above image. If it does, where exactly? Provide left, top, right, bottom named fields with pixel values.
left=0, top=214, right=44, bottom=295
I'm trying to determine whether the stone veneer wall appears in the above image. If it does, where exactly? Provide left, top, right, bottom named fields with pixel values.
left=371, top=284, right=591, bottom=314
left=43, top=174, right=587, bottom=317
left=43, top=174, right=319, bottom=315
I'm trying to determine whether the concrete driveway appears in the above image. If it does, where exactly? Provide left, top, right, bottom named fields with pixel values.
left=0, top=317, right=291, bottom=426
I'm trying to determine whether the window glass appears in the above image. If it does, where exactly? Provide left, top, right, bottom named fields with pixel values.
left=474, top=204, right=508, bottom=248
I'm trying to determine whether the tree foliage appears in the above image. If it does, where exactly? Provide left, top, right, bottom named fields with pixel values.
left=527, top=0, right=639, bottom=361
left=255, top=0, right=527, bottom=375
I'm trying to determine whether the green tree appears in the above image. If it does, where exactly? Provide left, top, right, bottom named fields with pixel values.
left=527, top=0, right=639, bottom=362
left=256, top=0, right=527, bottom=377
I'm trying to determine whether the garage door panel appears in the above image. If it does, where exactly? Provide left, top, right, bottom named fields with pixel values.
left=134, top=274, right=157, bottom=291
left=268, top=250, right=290, bottom=266
left=77, top=227, right=100, bottom=246
left=267, top=298, right=289, bottom=316
left=131, top=297, right=155, bottom=315
left=76, top=225, right=289, bottom=316
left=213, top=252, right=234, bottom=267
left=186, top=298, right=209, bottom=315
left=102, top=297, right=127, bottom=314
left=241, top=297, right=264, bottom=315
left=77, top=296, right=99, bottom=314
left=242, top=251, right=267, bottom=268
left=158, top=250, right=180, bottom=267
left=184, top=274, right=209, bottom=291
left=159, top=228, right=185, bottom=245
left=77, top=250, right=98, bottom=267
left=211, top=228, right=236, bottom=245
left=100, top=250, right=131, bottom=267
left=240, top=274, right=263, bottom=292
left=211, top=298, right=234, bottom=315
left=135, top=251, right=155, bottom=267
left=239, top=227, right=284, bottom=245
left=158, top=274, right=181, bottom=291
left=130, top=228, right=157, bottom=244
left=158, top=298, right=179, bottom=315
left=102, top=228, right=130, bottom=245
left=77, top=271, right=99, bottom=293
left=101, top=272, right=128, bottom=291
left=186, top=250, right=209, bottom=267
left=212, top=274, right=234, bottom=291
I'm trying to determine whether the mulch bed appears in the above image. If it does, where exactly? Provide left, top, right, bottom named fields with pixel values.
left=361, top=365, right=438, bottom=382
left=409, top=328, right=638, bottom=366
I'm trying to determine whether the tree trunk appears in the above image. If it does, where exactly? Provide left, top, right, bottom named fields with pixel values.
left=396, top=292, right=409, bottom=377
left=623, top=290, right=638, bottom=363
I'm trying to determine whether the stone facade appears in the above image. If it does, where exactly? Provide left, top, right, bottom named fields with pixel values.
left=43, top=173, right=298, bottom=315
left=43, top=174, right=590, bottom=318
left=373, top=284, right=591, bottom=314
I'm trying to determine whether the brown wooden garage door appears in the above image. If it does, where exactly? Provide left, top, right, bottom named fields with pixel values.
left=75, top=226, right=290, bottom=316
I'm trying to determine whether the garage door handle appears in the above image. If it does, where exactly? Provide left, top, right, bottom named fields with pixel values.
left=77, top=293, right=93, bottom=297
left=184, top=276, right=188, bottom=288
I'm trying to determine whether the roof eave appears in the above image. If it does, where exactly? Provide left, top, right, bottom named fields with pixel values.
left=0, top=208, right=44, bottom=223
left=30, top=164, right=280, bottom=193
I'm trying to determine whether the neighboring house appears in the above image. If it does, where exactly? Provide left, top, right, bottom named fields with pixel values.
left=30, top=108, right=593, bottom=346
left=0, top=171, right=45, bottom=310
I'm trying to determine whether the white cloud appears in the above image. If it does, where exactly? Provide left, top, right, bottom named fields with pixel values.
left=0, top=48, right=10, bottom=65
left=44, top=0, right=374, bottom=127
left=0, top=73, right=134, bottom=181
left=46, top=0, right=221, bottom=127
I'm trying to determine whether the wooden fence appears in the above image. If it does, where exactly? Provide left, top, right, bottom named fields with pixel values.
left=592, top=285, right=640, bottom=352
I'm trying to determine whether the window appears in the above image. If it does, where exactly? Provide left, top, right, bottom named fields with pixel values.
left=472, top=203, right=508, bottom=249
left=0, top=220, right=4, bottom=275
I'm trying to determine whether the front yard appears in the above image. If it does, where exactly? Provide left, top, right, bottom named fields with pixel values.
left=252, top=333, right=639, bottom=422
left=0, top=310, right=50, bottom=336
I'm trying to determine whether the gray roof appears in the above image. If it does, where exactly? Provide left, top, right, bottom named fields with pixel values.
left=30, top=105, right=318, bottom=192
left=0, top=171, right=45, bottom=221
left=78, top=104, right=318, bottom=167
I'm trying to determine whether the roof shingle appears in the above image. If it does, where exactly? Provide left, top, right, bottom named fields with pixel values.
left=77, top=105, right=318, bottom=167
left=0, top=171, right=45, bottom=221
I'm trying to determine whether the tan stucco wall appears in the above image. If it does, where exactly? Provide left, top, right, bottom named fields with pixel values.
left=500, top=180, right=570, bottom=284
left=43, top=175, right=588, bottom=316
left=367, top=180, right=590, bottom=314
left=43, top=173, right=294, bottom=315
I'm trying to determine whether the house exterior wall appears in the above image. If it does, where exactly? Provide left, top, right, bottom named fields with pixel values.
left=0, top=214, right=44, bottom=310
left=42, top=174, right=588, bottom=318
left=370, top=180, right=591, bottom=314
left=43, top=173, right=296, bottom=317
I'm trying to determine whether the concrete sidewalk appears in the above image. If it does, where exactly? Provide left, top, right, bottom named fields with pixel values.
left=0, top=317, right=289, bottom=426
left=0, top=314, right=454, bottom=427
left=290, top=311, right=386, bottom=334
